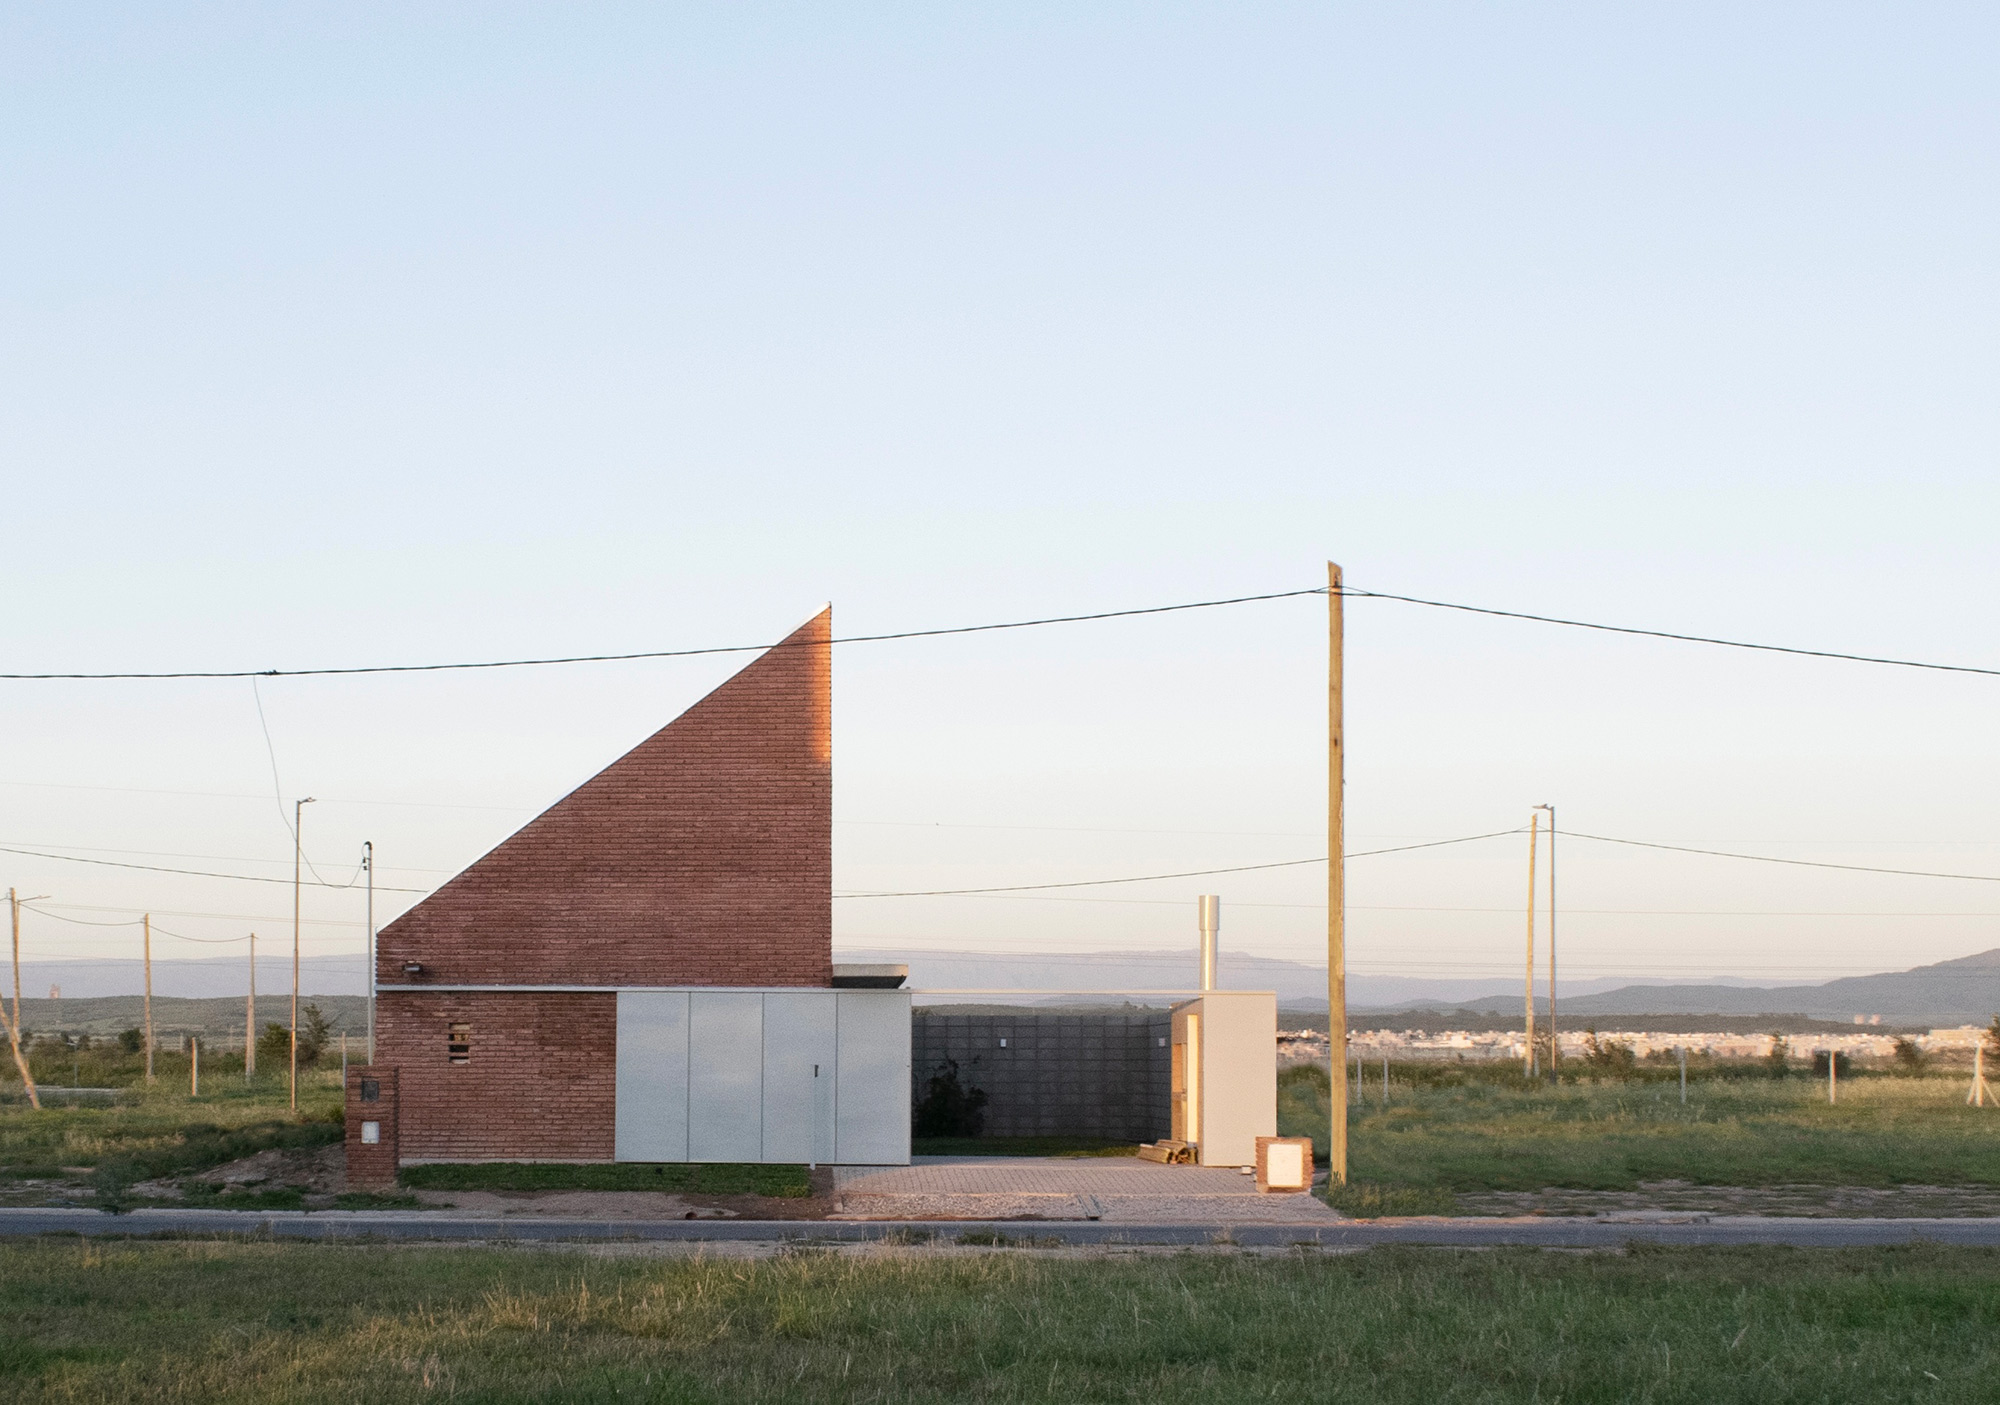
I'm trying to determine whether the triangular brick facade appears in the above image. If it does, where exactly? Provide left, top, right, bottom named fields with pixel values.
left=376, top=610, right=832, bottom=987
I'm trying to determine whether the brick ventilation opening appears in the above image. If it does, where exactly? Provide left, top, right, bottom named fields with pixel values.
left=447, top=1022, right=471, bottom=1065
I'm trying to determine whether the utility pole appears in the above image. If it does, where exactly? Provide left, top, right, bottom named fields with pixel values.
left=1536, top=803, right=1557, bottom=1071
left=291, top=796, right=315, bottom=1113
left=1327, top=561, right=1348, bottom=1185
left=364, top=841, right=375, bottom=1064
left=143, top=913, right=155, bottom=1083
left=6, top=889, right=41, bottom=1109
left=1523, top=812, right=1539, bottom=1077
left=245, top=933, right=256, bottom=1078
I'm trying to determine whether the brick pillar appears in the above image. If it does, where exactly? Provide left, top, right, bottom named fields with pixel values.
left=344, top=1066, right=400, bottom=1191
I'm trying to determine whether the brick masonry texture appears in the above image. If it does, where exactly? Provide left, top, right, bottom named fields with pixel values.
left=380, top=991, right=617, bottom=1162
left=377, top=610, right=832, bottom=989
left=343, top=1065, right=399, bottom=1189
left=913, top=1012, right=1172, bottom=1142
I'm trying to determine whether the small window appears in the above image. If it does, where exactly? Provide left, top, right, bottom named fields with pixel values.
left=359, top=1078, right=380, bottom=1103
left=447, top=1022, right=471, bottom=1065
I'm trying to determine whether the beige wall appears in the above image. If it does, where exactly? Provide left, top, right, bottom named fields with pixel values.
left=1171, top=992, right=1277, bottom=1167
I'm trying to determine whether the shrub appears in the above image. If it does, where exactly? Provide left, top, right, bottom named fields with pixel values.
left=1766, top=1035, right=1790, bottom=1078
left=1580, top=1029, right=1637, bottom=1074
left=1892, top=1037, right=1927, bottom=1072
left=257, top=1022, right=293, bottom=1067
left=1809, top=1050, right=1853, bottom=1078
left=117, top=1028, right=144, bottom=1054
left=912, top=1058, right=988, bottom=1138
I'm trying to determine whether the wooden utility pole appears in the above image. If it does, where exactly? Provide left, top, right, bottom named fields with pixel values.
left=6, top=889, right=39, bottom=1109
left=1327, top=561, right=1348, bottom=1185
left=142, top=913, right=155, bottom=1083
left=292, top=797, right=313, bottom=1113
left=245, top=933, right=256, bottom=1077
left=1523, top=813, right=1539, bottom=1076
left=364, top=841, right=375, bottom=1063
left=190, top=1035, right=199, bottom=1097
left=1548, top=805, right=1557, bottom=1070
left=1535, top=803, right=1557, bottom=1071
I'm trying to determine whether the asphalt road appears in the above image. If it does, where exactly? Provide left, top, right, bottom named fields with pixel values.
left=6, top=1207, right=2000, bottom=1249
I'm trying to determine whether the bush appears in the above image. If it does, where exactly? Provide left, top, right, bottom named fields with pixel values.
left=117, top=1028, right=144, bottom=1054
left=1809, top=1050, right=1853, bottom=1078
left=1892, top=1037, right=1927, bottom=1072
left=1580, top=1029, right=1637, bottom=1075
left=912, top=1058, right=988, bottom=1138
left=1766, top=1035, right=1790, bottom=1078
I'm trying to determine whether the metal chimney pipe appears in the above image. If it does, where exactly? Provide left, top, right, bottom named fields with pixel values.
left=1197, top=894, right=1220, bottom=991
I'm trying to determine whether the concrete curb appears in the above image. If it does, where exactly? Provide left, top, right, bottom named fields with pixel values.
left=8, top=1207, right=2000, bottom=1248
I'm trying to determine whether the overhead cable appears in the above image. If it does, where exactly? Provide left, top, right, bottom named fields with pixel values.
left=1341, top=588, right=2000, bottom=679
left=0, top=843, right=429, bottom=892
left=1564, top=831, right=2000, bottom=883
left=0, top=589, right=1326, bottom=680
left=834, top=829, right=1526, bottom=898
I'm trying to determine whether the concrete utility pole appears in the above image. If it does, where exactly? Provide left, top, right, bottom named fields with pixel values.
left=1536, top=803, right=1557, bottom=1071
left=6, top=889, right=41, bottom=1109
left=1327, top=561, right=1348, bottom=1185
left=143, top=913, right=155, bottom=1083
left=291, top=796, right=315, bottom=1113
left=246, top=933, right=256, bottom=1078
left=1523, top=812, right=1539, bottom=1077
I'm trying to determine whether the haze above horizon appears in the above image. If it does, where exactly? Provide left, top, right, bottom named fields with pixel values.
left=2, top=5, right=1996, bottom=988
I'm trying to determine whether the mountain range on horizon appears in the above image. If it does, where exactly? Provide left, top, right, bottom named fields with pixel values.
left=17, top=947, right=2000, bottom=1025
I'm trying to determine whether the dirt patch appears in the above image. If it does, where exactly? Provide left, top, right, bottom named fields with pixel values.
left=1456, top=1181, right=2000, bottom=1219
left=129, top=1143, right=347, bottom=1205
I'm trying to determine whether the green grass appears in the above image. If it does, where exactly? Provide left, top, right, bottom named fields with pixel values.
left=911, top=1136, right=1139, bottom=1158
left=0, top=1075, right=343, bottom=1185
left=1279, top=1063, right=2000, bottom=1201
left=398, top=1161, right=813, bottom=1197
left=4, top=1238, right=2000, bottom=1401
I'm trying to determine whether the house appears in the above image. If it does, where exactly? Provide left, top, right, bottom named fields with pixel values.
left=345, top=609, right=910, bottom=1186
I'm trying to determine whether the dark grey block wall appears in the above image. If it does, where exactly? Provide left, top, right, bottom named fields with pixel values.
left=911, top=1012, right=1173, bottom=1141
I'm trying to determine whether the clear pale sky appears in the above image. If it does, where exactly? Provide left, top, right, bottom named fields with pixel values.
left=2, top=5, right=1996, bottom=992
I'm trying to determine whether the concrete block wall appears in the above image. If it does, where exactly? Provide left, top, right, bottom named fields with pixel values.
left=912, top=1012, right=1172, bottom=1142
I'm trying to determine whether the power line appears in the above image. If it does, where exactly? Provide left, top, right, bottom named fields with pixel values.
left=834, top=829, right=1525, bottom=898
left=4, top=581, right=1997, bottom=682
left=0, top=588, right=1326, bottom=680
left=0, top=844, right=429, bottom=892
left=1564, top=831, right=2000, bottom=883
left=1342, top=588, right=2000, bottom=679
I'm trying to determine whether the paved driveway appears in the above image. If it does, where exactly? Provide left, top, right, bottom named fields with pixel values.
left=831, top=1156, right=1340, bottom=1224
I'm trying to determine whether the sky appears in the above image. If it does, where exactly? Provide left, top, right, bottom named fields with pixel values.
left=2, top=4, right=1997, bottom=997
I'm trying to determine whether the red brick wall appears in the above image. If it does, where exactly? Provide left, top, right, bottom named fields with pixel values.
left=380, top=992, right=616, bottom=1162
left=377, top=610, right=832, bottom=988
left=344, top=1066, right=399, bottom=1188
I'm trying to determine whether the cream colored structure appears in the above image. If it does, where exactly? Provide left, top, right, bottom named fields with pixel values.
left=1169, top=991, right=1278, bottom=1167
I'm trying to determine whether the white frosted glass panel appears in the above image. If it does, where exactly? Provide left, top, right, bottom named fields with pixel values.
left=835, top=992, right=911, bottom=1164
left=761, top=992, right=837, bottom=1165
left=688, top=992, right=764, bottom=1162
left=615, top=992, right=689, bottom=1162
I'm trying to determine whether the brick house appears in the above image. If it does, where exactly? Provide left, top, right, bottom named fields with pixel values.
left=346, top=609, right=910, bottom=1184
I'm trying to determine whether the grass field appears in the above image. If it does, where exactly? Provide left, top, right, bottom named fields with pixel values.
left=3, top=1238, right=1999, bottom=1402
left=1279, top=1064, right=2000, bottom=1213
left=0, top=1072, right=343, bottom=1207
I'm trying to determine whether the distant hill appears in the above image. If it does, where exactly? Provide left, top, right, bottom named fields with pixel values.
left=1429, top=949, right=2000, bottom=1026
left=835, top=948, right=1787, bottom=1010
left=17, top=994, right=370, bottom=1041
